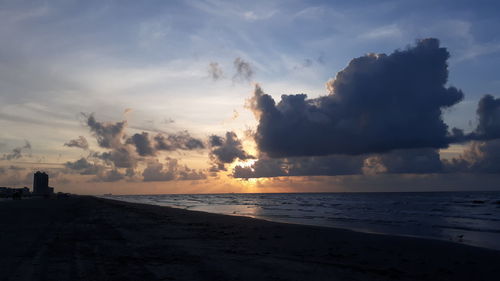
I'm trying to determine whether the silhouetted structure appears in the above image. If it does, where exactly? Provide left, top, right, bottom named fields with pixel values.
left=0, top=187, right=31, bottom=198
left=33, top=171, right=53, bottom=196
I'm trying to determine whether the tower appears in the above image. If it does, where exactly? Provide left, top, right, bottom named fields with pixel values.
left=33, top=171, right=49, bottom=195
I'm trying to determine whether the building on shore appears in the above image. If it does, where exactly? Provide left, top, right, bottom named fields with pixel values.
left=33, top=171, right=54, bottom=196
left=0, top=187, right=30, bottom=198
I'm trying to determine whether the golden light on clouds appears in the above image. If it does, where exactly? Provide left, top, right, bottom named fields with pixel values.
left=235, top=158, right=257, bottom=169
left=439, top=144, right=466, bottom=160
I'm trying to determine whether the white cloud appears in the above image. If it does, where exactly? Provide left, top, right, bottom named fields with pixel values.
left=359, top=24, right=402, bottom=40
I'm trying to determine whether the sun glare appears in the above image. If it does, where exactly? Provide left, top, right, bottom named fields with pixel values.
left=235, top=159, right=257, bottom=169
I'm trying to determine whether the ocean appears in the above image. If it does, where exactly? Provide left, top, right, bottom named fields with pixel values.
left=103, top=191, right=500, bottom=250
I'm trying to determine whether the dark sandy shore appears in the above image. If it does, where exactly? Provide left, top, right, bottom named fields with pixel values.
left=1, top=196, right=499, bottom=281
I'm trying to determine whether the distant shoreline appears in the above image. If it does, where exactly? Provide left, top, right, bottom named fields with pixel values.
left=1, top=196, right=499, bottom=280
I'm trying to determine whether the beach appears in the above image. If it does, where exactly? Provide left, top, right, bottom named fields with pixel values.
left=1, top=196, right=499, bottom=281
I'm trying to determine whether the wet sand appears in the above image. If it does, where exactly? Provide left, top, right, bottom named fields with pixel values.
left=1, top=196, right=499, bottom=281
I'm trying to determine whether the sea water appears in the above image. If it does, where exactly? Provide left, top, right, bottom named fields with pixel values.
left=104, top=191, right=500, bottom=250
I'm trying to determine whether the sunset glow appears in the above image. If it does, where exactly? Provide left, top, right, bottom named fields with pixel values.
left=1, top=0, right=500, bottom=195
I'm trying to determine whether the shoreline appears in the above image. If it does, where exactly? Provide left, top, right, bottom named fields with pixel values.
left=109, top=197, right=500, bottom=250
left=1, top=195, right=499, bottom=280
left=103, top=191, right=500, bottom=251
left=106, top=197, right=481, bottom=250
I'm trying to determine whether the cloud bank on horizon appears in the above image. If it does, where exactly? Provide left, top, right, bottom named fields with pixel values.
left=234, top=39, right=500, bottom=178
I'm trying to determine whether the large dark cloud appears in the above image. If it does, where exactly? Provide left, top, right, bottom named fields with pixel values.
left=233, top=148, right=442, bottom=179
left=250, top=39, right=463, bottom=158
left=209, top=131, right=253, bottom=171
left=237, top=88, right=500, bottom=179
left=234, top=39, right=500, bottom=179
left=362, top=148, right=443, bottom=175
left=233, top=154, right=364, bottom=178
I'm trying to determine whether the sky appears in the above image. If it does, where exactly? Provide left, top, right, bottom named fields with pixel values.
left=1, top=0, right=500, bottom=194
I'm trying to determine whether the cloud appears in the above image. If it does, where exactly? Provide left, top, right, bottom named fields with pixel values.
left=126, top=131, right=204, bottom=157
left=233, top=154, right=364, bottom=178
left=83, top=113, right=138, bottom=169
left=468, top=95, right=500, bottom=140
left=82, top=114, right=204, bottom=169
left=233, top=139, right=500, bottom=179
left=250, top=39, right=464, bottom=158
left=64, top=136, right=89, bottom=150
left=208, top=62, right=224, bottom=81
left=177, top=167, right=206, bottom=181
left=231, top=109, right=239, bottom=120
left=66, top=114, right=207, bottom=182
left=359, top=24, right=402, bottom=40
left=449, top=94, right=500, bottom=143
left=232, top=57, right=254, bottom=83
left=2, top=148, right=23, bottom=161
left=209, top=135, right=224, bottom=146
left=293, top=58, right=314, bottom=70
left=142, top=158, right=206, bottom=182
left=95, top=147, right=137, bottom=169
left=65, top=157, right=130, bottom=182
left=445, top=139, right=500, bottom=173
left=84, top=113, right=126, bottom=149
left=95, top=169, right=125, bottom=182
left=23, top=140, right=31, bottom=150
left=362, top=148, right=443, bottom=175
left=233, top=147, right=445, bottom=178
left=0, top=167, right=31, bottom=186
left=162, top=118, right=175, bottom=124
left=242, top=10, right=277, bottom=21
left=209, top=131, right=254, bottom=171
left=1, top=140, right=31, bottom=160
left=208, top=58, right=255, bottom=83
left=154, top=131, right=205, bottom=151
left=65, top=157, right=102, bottom=175
left=126, top=132, right=155, bottom=156
left=142, top=160, right=175, bottom=181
